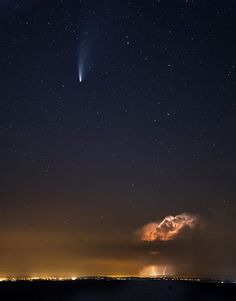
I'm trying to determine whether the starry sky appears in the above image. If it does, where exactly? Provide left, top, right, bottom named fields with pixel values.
left=0, top=0, right=236, bottom=279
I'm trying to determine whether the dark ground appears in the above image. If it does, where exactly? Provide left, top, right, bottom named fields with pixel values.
left=0, top=280, right=235, bottom=301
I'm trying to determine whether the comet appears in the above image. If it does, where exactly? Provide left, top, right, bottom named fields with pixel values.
left=78, top=61, right=83, bottom=82
left=77, top=44, right=87, bottom=83
left=78, top=68, right=83, bottom=82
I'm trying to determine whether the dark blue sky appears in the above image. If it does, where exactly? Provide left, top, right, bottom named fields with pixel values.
left=0, top=0, right=236, bottom=278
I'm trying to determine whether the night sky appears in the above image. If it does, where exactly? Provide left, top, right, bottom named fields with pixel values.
left=0, top=0, right=236, bottom=279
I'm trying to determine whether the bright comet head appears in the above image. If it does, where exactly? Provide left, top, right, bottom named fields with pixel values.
left=79, top=71, right=83, bottom=82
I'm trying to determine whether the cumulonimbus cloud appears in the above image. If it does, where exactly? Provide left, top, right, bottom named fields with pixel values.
left=137, top=213, right=199, bottom=242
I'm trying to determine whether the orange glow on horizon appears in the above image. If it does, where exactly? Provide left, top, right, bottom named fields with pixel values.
left=139, top=265, right=174, bottom=277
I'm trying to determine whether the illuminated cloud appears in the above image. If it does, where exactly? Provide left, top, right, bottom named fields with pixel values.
left=138, top=213, right=198, bottom=242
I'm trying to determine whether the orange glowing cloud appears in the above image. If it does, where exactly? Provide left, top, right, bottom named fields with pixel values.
left=138, top=213, right=198, bottom=242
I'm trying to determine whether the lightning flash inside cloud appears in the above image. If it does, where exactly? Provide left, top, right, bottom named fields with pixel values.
left=138, top=213, right=198, bottom=242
